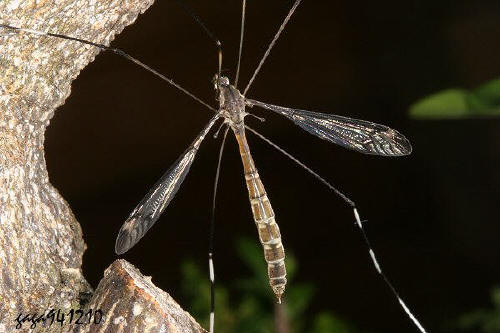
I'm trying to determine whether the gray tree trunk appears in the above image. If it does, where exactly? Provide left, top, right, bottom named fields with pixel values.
left=0, top=1, right=204, bottom=332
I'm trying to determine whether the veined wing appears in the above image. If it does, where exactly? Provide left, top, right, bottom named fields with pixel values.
left=247, top=99, right=411, bottom=156
left=115, top=114, right=220, bottom=254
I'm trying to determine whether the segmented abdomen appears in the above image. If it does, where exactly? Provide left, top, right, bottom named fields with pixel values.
left=235, top=129, right=287, bottom=302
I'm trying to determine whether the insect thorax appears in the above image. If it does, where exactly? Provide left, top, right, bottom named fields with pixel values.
left=215, top=76, right=247, bottom=128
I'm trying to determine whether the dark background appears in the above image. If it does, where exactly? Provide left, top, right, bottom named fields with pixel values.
left=45, top=0, right=500, bottom=332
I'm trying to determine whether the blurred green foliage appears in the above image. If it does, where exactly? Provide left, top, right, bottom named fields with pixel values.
left=181, top=238, right=365, bottom=333
left=409, top=78, right=500, bottom=119
left=457, top=287, right=500, bottom=333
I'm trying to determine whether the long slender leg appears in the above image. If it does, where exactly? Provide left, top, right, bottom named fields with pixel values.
left=234, top=0, right=247, bottom=88
left=0, top=24, right=216, bottom=113
left=245, top=125, right=428, bottom=333
left=233, top=127, right=286, bottom=303
left=243, top=0, right=302, bottom=95
left=208, top=126, right=229, bottom=333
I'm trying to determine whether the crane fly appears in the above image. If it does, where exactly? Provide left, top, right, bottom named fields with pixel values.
left=114, top=0, right=411, bottom=305
left=114, top=73, right=413, bottom=300
left=1, top=0, right=428, bottom=332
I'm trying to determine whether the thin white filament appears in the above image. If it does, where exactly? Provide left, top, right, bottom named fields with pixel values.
left=353, top=208, right=428, bottom=333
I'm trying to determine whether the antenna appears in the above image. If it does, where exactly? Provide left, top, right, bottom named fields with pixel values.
left=173, top=0, right=223, bottom=80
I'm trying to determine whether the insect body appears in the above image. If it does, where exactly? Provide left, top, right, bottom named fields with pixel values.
left=115, top=74, right=290, bottom=301
left=218, top=75, right=287, bottom=301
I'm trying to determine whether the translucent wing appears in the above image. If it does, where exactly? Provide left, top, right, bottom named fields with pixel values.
left=114, top=149, right=196, bottom=254
left=115, top=115, right=220, bottom=254
left=247, top=99, right=412, bottom=156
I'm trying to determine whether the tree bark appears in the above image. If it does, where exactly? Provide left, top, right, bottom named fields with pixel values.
left=78, top=260, right=206, bottom=333
left=0, top=1, right=204, bottom=332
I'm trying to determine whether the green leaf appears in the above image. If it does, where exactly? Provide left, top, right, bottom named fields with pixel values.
left=235, top=297, right=271, bottom=333
left=181, top=239, right=362, bottom=333
left=409, top=77, right=500, bottom=119
left=472, top=78, right=500, bottom=109
left=286, top=284, right=315, bottom=318
left=311, top=312, right=357, bottom=333
left=236, top=238, right=268, bottom=280
left=456, top=286, right=500, bottom=332
left=409, top=89, right=469, bottom=119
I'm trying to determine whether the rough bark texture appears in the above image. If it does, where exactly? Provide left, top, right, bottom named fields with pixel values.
left=0, top=1, right=202, bottom=332
left=77, top=260, right=206, bottom=333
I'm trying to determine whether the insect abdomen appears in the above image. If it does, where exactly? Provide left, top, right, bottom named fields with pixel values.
left=235, top=129, right=287, bottom=302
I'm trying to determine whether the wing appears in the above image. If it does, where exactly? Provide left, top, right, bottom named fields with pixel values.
left=115, top=148, right=196, bottom=254
left=115, top=114, right=220, bottom=254
left=247, top=99, right=412, bottom=156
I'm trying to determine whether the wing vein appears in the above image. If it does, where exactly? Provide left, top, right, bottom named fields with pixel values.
left=247, top=99, right=411, bottom=156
